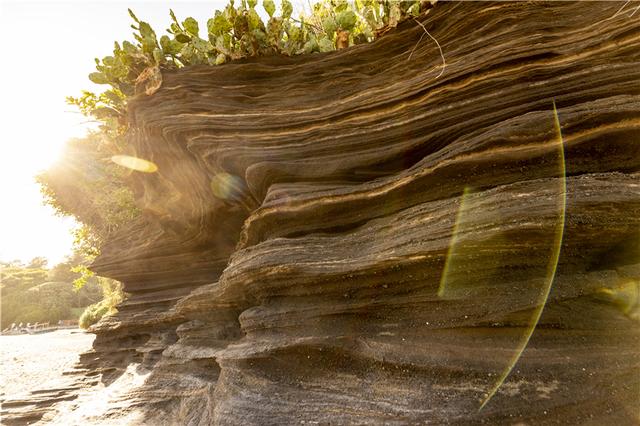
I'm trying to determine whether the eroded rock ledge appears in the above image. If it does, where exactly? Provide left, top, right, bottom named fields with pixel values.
left=10, top=1, right=640, bottom=425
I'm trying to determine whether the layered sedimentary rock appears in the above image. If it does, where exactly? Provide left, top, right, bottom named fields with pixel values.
left=7, top=1, right=639, bottom=424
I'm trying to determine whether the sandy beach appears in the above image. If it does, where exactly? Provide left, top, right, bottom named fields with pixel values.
left=0, top=329, right=95, bottom=399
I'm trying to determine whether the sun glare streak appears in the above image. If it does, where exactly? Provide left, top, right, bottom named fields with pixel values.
left=478, top=100, right=567, bottom=411
left=111, top=155, right=158, bottom=173
left=438, top=186, right=474, bottom=299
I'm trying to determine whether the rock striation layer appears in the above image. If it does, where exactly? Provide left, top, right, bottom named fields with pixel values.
left=8, top=1, right=640, bottom=425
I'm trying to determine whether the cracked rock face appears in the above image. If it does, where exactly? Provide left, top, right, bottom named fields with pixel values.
left=9, top=1, right=639, bottom=425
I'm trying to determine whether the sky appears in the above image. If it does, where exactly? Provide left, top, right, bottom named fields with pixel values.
left=0, top=0, right=242, bottom=265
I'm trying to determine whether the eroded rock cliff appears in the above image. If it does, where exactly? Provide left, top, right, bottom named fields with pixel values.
left=5, top=1, right=639, bottom=424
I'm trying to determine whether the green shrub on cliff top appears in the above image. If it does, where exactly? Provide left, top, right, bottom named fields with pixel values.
left=68, top=0, right=427, bottom=134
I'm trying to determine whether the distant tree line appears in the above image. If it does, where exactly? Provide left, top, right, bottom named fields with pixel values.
left=0, top=256, right=122, bottom=329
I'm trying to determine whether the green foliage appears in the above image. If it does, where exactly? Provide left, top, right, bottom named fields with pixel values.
left=48, top=258, right=82, bottom=282
left=72, top=0, right=425, bottom=120
left=79, top=299, right=111, bottom=329
left=71, top=264, right=95, bottom=289
left=78, top=278, right=124, bottom=329
left=0, top=261, right=103, bottom=328
left=1, top=265, right=48, bottom=289
left=27, top=257, right=48, bottom=269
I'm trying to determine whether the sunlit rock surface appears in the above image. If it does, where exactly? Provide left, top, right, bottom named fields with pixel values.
left=4, top=1, right=639, bottom=424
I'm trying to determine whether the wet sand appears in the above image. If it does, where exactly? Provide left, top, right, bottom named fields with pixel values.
left=0, top=329, right=95, bottom=398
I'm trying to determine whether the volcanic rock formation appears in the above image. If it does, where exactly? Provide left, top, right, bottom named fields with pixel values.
left=4, top=1, right=639, bottom=424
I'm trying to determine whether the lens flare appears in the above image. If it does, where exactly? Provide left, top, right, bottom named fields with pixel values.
left=438, top=186, right=474, bottom=299
left=479, top=100, right=567, bottom=410
left=111, top=155, right=158, bottom=173
left=210, top=172, right=246, bottom=201
left=595, top=280, right=640, bottom=318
